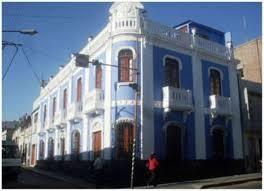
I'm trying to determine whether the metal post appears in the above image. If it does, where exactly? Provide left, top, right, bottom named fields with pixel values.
left=131, top=89, right=139, bottom=189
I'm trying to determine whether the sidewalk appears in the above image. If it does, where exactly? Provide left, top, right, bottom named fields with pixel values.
left=137, top=173, right=262, bottom=189
left=24, top=166, right=261, bottom=189
left=23, top=166, right=95, bottom=188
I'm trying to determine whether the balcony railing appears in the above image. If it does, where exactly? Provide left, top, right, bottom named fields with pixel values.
left=68, top=102, right=83, bottom=121
left=162, top=86, right=193, bottom=112
left=84, top=88, right=104, bottom=115
left=143, top=19, right=230, bottom=60
left=54, top=109, right=67, bottom=126
left=209, top=95, right=232, bottom=117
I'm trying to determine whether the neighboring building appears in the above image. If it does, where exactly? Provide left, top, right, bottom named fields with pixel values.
left=235, top=37, right=262, bottom=172
left=12, top=114, right=37, bottom=166
left=31, top=2, right=243, bottom=164
left=2, top=121, right=19, bottom=142
left=235, top=38, right=262, bottom=84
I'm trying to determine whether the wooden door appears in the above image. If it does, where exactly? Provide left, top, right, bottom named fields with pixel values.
left=31, top=144, right=36, bottom=165
left=93, top=131, right=101, bottom=158
left=116, top=122, right=134, bottom=159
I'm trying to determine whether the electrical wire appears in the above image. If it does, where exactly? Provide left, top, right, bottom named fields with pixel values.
left=24, top=45, right=68, bottom=63
left=21, top=47, right=42, bottom=85
left=2, top=45, right=19, bottom=80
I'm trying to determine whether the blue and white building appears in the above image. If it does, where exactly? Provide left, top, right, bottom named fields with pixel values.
left=31, top=2, right=243, bottom=162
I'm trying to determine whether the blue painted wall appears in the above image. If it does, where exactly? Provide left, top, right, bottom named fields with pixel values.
left=188, top=22, right=225, bottom=45
left=201, top=59, right=233, bottom=159
left=111, top=40, right=141, bottom=101
left=202, top=60, right=230, bottom=108
left=153, top=46, right=195, bottom=160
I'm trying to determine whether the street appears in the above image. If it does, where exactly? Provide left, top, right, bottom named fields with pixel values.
left=3, top=168, right=77, bottom=188
left=144, top=180, right=262, bottom=189
left=211, top=181, right=262, bottom=189
left=2, top=167, right=262, bottom=189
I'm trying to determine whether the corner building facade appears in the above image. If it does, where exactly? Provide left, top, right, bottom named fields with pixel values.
left=32, top=2, right=243, bottom=162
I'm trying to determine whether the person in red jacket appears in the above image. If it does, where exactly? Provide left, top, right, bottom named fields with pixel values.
left=146, top=153, right=159, bottom=187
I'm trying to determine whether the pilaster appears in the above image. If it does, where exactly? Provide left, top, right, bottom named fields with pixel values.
left=141, top=37, right=154, bottom=159
left=228, top=61, right=243, bottom=159
left=65, top=121, right=71, bottom=160
left=103, top=39, right=112, bottom=160
left=82, top=115, right=89, bottom=160
left=192, top=35, right=206, bottom=159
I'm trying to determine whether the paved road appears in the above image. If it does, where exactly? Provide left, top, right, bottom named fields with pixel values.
left=3, top=168, right=77, bottom=188
left=153, top=180, right=262, bottom=189
left=211, top=180, right=262, bottom=189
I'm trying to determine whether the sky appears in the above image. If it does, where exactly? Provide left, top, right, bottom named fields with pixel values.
left=2, top=2, right=262, bottom=121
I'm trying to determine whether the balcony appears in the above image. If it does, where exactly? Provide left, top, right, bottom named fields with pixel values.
left=209, top=95, right=232, bottom=117
left=143, top=19, right=231, bottom=60
left=54, top=109, right=67, bottom=127
left=162, top=86, right=193, bottom=112
left=84, top=88, right=104, bottom=115
left=68, top=102, right=83, bottom=122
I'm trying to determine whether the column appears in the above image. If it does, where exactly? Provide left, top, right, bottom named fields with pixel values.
left=228, top=61, right=243, bottom=159
left=44, top=134, right=48, bottom=159
left=88, top=117, right=92, bottom=160
left=192, top=35, right=206, bottom=159
left=103, top=39, right=112, bottom=160
left=54, top=128, right=59, bottom=159
left=141, top=38, right=154, bottom=159
left=36, top=136, right=39, bottom=160
left=65, top=121, right=71, bottom=160
left=82, top=115, right=89, bottom=160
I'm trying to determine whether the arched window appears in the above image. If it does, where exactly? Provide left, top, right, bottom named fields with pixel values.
left=118, top=49, right=133, bottom=82
left=76, top=78, right=82, bottom=102
left=63, top=89, right=67, bottom=110
left=212, top=128, right=225, bottom=159
left=43, top=105, right=47, bottom=124
left=116, top=121, right=134, bottom=159
left=164, top=57, right=180, bottom=88
left=71, top=130, right=80, bottom=156
left=39, top=140, right=45, bottom=160
left=210, top=69, right=222, bottom=96
left=166, top=124, right=183, bottom=160
left=48, top=137, right=54, bottom=159
left=95, top=65, right=102, bottom=89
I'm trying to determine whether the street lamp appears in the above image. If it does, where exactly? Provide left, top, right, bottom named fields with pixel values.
left=3, top=29, right=38, bottom=36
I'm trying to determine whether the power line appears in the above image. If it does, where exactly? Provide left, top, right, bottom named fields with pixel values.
left=4, top=14, right=83, bottom=19
left=23, top=45, right=68, bottom=63
left=21, top=47, right=42, bottom=85
left=2, top=45, right=19, bottom=80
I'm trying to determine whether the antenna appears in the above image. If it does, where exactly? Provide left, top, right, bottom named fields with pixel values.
left=242, top=16, right=248, bottom=42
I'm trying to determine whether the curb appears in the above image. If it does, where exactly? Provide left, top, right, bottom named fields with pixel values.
left=201, top=177, right=262, bottom=188
left=23, top=167, right=94, bottom=188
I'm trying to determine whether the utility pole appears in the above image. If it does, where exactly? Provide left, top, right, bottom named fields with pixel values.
left=130, top=84, right=139, bottom=188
